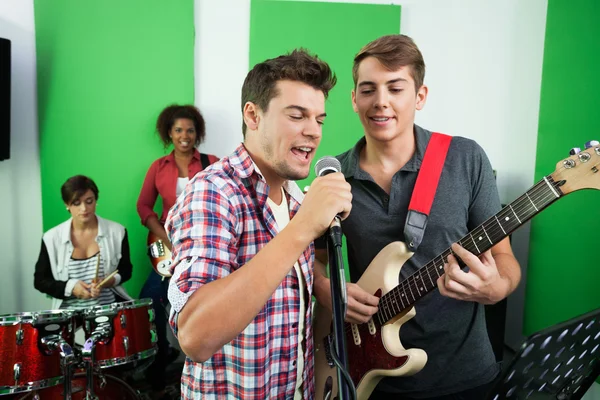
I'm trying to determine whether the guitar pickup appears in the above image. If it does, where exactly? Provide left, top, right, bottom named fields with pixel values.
left=351, top=323, right=361, bottom=346
left=367, top=318, right=376, bottom=335
left=148, top=241, right=166, bottom=258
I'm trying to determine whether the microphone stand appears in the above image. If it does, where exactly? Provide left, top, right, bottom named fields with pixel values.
left=327, top=216, right=351, bottom=400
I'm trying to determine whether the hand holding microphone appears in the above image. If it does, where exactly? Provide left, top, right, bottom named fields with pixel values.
left=294, top=156, right=352, bottom=241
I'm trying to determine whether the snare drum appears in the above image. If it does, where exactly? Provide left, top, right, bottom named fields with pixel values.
left=5, top=372, right=139, bottom=399
left=0, top=310, right=75, bottom=395
left=83, top=299, right=157, bottom=368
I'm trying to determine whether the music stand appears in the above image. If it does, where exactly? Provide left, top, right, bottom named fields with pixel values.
left=487, top=307, right=600, bottom=400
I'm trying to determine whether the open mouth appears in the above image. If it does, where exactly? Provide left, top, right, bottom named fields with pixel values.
left=291, top=146, right=313, bottom=160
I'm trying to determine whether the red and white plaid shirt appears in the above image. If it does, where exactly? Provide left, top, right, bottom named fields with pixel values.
left=166, top=144, right=315, bottom=399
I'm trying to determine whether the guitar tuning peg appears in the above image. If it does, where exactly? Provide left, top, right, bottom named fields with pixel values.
left=569, top=147, right=581, bottom=155
left=584, top=140, right=599, bottom=149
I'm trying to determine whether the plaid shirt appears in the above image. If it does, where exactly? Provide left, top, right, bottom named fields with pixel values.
left=166, top=144, right=315, bottom=399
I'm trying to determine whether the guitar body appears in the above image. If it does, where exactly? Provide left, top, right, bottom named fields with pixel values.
left=314, top=144, right=600, bottom=400
left=147, top=232, right=173, bottom=278
left=314, top=241, right=427, bottom=400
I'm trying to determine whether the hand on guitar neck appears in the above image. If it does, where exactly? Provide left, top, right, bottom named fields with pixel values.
left=437, top=241, right=518, bottom=305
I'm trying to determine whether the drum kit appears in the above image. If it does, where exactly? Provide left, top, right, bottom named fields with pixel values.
left=0, top=299, right=157, bottom=399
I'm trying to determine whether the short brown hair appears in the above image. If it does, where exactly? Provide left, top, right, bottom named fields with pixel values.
left=156, top=105, right=206, bottom=148
left=241, top=49, right=337, bottom=136
left=61, top=175, right=99, bottom=205
left=353, top=34, right=425, bottom=92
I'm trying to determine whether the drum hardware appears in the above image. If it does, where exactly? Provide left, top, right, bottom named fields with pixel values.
left=40, top=334, right=75, bottom=400
left=15, top=329, right=23, bottom=345
left=0, top=300, right=158, bottom=399
left=82, top=299, right=158, bottom=369
left=13, top=364, right=21, bottom=383
left=81, top=324, right=111, bottom=400
left=147, top=309, right=154, bottom=323
left=0, top=310, right=75, bottom=396
left=122, top=337, right=129, bottom=357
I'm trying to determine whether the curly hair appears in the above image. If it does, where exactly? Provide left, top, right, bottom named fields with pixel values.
left=156, top=104, right=206, bottom=148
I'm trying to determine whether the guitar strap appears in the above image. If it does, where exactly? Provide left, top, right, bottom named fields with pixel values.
left=404, top=132, right=452, bottom=251
left=200, top=152, right=210, bottom=169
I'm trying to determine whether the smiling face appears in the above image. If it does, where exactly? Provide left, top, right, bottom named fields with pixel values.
left=66, top=189, right=97, bottom=224
left=169, top=118, right=197, bottom=155
left=244, top=79, right=326, bottom=187
left=352, top=57, right=428, bottom=143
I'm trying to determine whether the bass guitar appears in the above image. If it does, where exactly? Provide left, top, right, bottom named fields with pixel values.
left=314, top=143, right=600, bottom=400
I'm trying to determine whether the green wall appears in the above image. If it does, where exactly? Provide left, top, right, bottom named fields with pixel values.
left=250, top=0, right=400, bottom=274
left=250, top=0, right=401, bottom=190
left=525, top=0, right=600, bottom=334
left=34, top=0, right=195, bottom=297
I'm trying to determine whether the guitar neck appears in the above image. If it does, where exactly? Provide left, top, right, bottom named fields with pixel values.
left=376, top=174, right=565, bottom=325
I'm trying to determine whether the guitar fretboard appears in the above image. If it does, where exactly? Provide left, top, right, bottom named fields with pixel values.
left=375, top=175, right=564, bottom=325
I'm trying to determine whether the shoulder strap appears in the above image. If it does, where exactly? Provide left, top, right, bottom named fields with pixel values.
left=404, top=132, right=452, bottom=251
left=200, top=153, right=211, bottom=169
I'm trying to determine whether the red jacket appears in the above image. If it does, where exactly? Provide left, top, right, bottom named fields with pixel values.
left=137, top=149, right=219, bottom=225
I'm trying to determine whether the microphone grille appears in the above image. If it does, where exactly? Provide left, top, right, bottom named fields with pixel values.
left=315, top=156, right=341, bottom=177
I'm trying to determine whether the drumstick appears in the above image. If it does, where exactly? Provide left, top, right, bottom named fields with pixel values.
left=94, top=253, right=100, bottom=283
left=96, top=270, right=119, bottom=289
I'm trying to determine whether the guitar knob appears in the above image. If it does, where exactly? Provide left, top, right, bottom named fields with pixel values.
left=584, top=140, right=599, bottom=149
left=569, top=147, right=581, bottom=155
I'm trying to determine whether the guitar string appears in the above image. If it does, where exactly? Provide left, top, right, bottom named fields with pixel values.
left=336, top=150, right=598, bottom=334
left=376, top=176, right=562, bottom=324
left=343, top=174, right=563, bottom=333
left=377, top=178, right=560, bottom=323
left=343, top=176, right=560, bottom=335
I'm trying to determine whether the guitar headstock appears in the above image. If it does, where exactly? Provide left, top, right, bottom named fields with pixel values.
left=551, top=141, right=600, bottom=194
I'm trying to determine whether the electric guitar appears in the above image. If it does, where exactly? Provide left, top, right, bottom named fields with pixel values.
left=314, top=143, right=600, bottom=400
left=147, top=232, right=173, bottom=278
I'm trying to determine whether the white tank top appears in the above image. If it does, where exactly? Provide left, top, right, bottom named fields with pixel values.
left=176, top=177, right=189, bottom=197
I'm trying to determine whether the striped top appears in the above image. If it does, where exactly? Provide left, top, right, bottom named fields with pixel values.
left=60, top=252, right=115, bottom=310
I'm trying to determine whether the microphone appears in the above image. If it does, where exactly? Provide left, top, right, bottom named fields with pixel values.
left=315, top=156, right=341, bottom=177
left=313, top=156, right=343, bottom=245
left=314, top=156, right=350, bottom=379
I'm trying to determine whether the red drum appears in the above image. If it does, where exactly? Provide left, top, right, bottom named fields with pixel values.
left=5, top=372, right=139, bottom=399
left=0, top=310, right=75, bottom=396
left=83, top=299, right=157, bottom=368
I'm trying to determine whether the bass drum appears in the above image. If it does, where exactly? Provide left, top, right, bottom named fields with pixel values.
left=4, top=372, right=139, bottom=399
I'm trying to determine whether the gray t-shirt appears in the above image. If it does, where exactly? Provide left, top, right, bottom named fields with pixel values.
left=337, top=125, right=502, bottom=397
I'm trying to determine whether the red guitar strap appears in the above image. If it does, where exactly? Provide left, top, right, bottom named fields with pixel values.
left=404, top=132, right=452, bottom=251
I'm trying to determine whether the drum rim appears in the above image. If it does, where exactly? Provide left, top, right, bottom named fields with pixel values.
left=0, top=310, right=74, bottom=326
left=70, top=371, right=140, bottom=398
left=0, top=375, right=63, bottom=395
left=4, top=373, right=140, bottom=398
left=83, top=298, right=153, bottom=316
left=96, top=345, right=158, bottom=368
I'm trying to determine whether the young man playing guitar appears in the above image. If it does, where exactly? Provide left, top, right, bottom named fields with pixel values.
left=314, top=34, right=521, bottom=400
